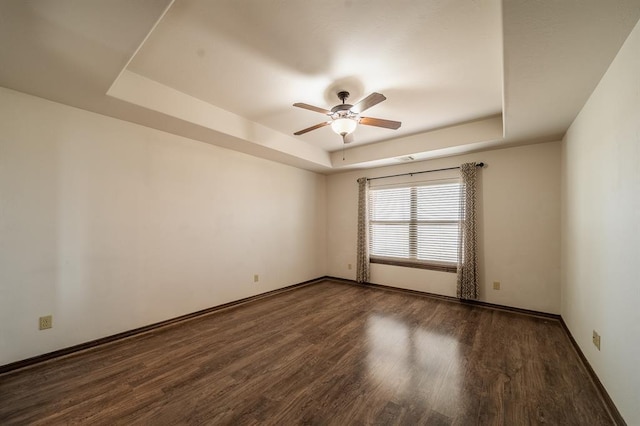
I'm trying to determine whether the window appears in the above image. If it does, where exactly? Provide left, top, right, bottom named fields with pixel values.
left=368, top=180, right=461, bottom=272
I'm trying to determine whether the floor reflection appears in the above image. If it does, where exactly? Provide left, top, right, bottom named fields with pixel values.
left=365, top=313, right=461, bottom=417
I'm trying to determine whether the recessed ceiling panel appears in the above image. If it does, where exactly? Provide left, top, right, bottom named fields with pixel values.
left=128, top=0, right=504, bottom=151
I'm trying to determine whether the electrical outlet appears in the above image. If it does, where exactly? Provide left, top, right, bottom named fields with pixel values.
left=348, top=263, right=352, bottom=270
left=493, top=281, right=501, bottom=290
left=254, top=274, right=259, bottom=283
left=592, top=330, right=601, bottom=350
left=39, top=315, right=52, bottom=330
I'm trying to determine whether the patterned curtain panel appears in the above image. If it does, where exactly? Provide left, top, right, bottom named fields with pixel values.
left=457, top=162, right=479, bottom=299
left=356, top=177, right=370, bottom=283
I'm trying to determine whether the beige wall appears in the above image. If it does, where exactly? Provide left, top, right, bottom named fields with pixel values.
left=561, top=18, right=640, bottom=425
left=0, top=88, right=327, bottom=365
left=327, top=141, right=562, bottom=314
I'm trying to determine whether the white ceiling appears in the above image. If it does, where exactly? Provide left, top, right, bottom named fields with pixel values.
left=1, top=0, right=639, bottom=173
left=127, top=0, right=504, bottom=151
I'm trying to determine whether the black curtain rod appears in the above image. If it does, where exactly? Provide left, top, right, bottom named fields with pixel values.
left=366, top=162, right=484, bottom=181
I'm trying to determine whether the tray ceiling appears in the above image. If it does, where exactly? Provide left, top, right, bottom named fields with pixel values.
left=1, top=0, right=639, bottom=172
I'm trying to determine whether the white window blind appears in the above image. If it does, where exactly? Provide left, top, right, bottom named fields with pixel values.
left=368, top=181, right=462, bottom=269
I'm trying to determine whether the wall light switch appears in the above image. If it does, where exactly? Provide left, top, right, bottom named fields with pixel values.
left=493, top=281, right=501, bottom=290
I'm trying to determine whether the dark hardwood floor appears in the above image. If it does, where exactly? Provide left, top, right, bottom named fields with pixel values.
left=0, top=280, right=613, bottom=425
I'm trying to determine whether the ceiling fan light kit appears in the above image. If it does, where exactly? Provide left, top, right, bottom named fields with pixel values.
left=293, top=90, right=401, bottom=144
left=331, top=118, right=357, bottom=136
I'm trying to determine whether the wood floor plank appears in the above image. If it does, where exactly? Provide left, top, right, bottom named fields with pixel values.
left=0, top=280, right=615, bottom=425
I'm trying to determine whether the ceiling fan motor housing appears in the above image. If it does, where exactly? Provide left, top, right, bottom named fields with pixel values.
left=332, top=92, right=357, bottom=121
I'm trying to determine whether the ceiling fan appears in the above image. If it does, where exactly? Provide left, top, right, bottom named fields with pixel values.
left=293, top=91, right=401, bottom=143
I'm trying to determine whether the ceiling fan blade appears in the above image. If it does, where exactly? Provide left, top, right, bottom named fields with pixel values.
left=293, top=121, right=331, bottom=135
left=293, top=103, right=331, bottom=115
left=359, top=116, right=402, bottom=130
left=351, top=92, right=386, bottom=113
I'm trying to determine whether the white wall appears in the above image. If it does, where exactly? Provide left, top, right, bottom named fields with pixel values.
left=0, top=88, right=327, bottom=366
left=327, top=141, right=562, bottom=314
left=561, top=18, right=640, bottom=425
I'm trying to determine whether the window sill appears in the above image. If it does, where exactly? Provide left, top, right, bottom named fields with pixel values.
left=370, top=257, right=457, bottom=273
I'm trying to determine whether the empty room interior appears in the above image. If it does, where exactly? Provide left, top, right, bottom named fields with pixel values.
left=1, top=0, right=639, bottom=424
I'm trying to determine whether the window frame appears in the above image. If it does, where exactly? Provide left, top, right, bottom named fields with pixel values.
left=368, top=179, right=461, bottom=273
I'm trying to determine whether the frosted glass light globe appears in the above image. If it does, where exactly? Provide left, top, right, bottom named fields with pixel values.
left=331, top=118, right=357, bottom=135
